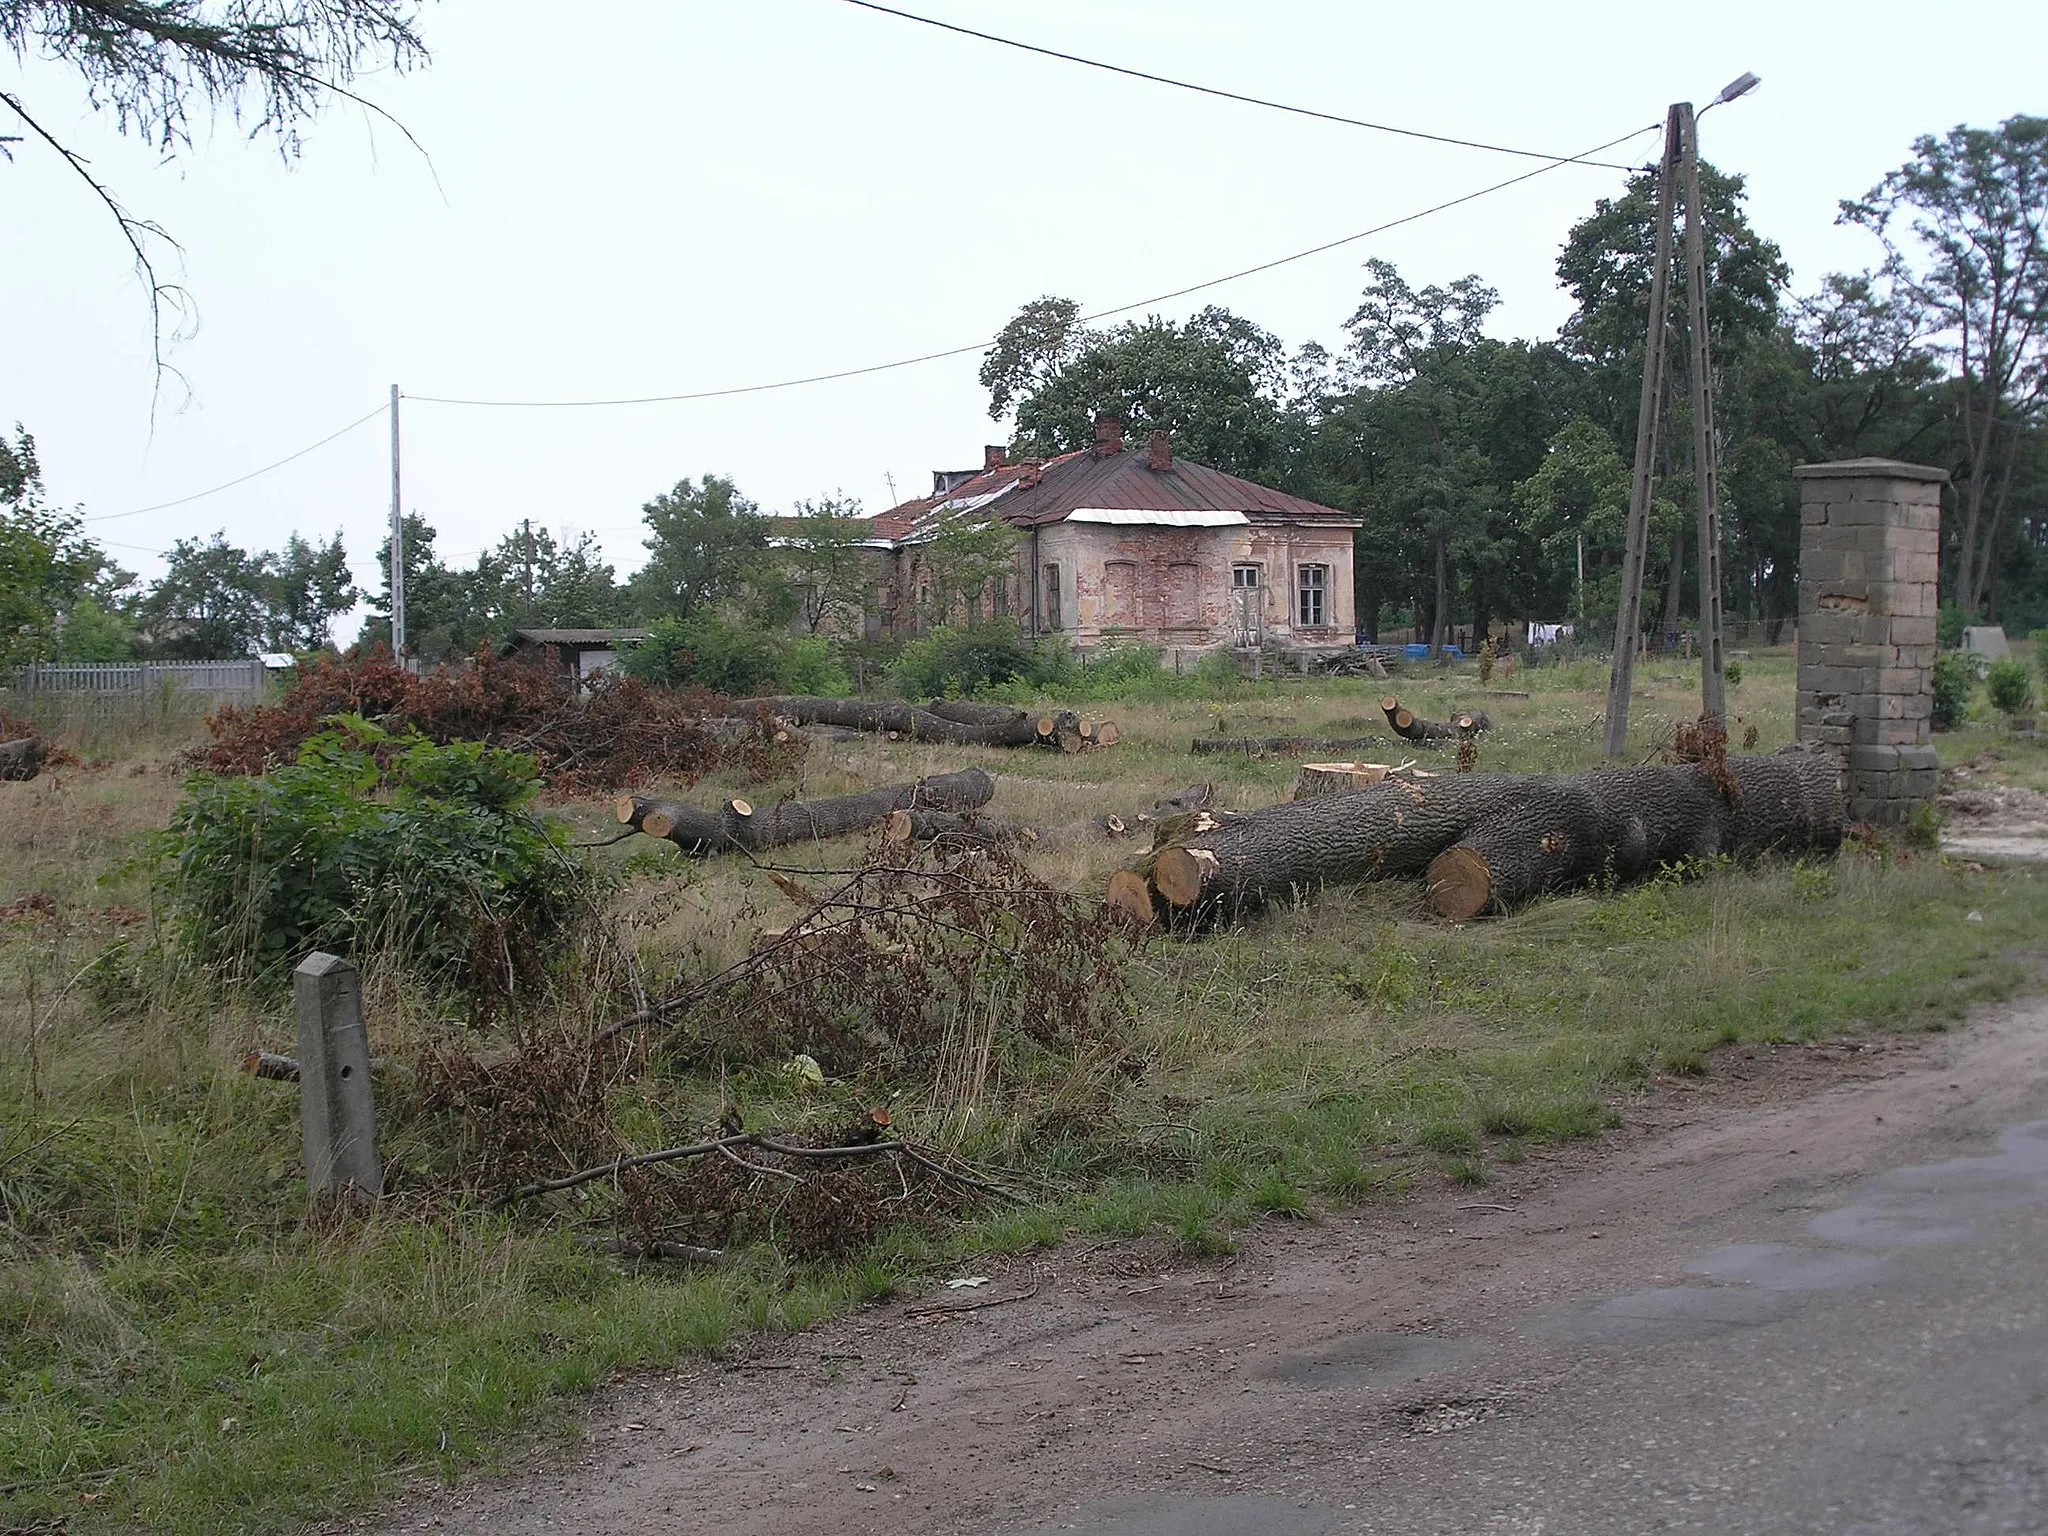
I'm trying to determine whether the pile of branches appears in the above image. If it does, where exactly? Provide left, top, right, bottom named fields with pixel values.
left=605, top=835, right=1135, bottom=1082
left=196, top=650, right=798, bottom=790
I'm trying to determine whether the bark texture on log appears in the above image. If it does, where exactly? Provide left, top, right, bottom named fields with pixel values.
left=1379, top=697, right=1490, bottom=744
left=1120, top=751, right=1842, bottom=929
left=1427, top=752, right=1842, bottom=920
left=0, top=737, right=48, bottom=781
left=617, top=767, right=995, bottom=854
left=1190, top=734, right=1383, bottom=758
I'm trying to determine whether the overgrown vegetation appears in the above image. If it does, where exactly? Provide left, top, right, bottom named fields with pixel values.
left=6, top=648, right=2047, bottom=1534
left=158, top=717, right=586, bottom=1003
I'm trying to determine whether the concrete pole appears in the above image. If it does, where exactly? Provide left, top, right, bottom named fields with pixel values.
left=388, top=384, right=406, bottom=661
left=1603, top=105, right=1684, bottom=758
left=293, top=951, right=382, bottom=1205
left=1680, top=105, right=1729, bottom=725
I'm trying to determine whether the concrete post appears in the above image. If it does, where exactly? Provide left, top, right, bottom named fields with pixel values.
left=1792, top=458, right=1946, bottom=826
left=293, top=951, right=383, bottom=1204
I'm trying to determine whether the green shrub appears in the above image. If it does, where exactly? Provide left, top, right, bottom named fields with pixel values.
left=157, top=717, right=584, bottom=1002
left=1724, top=659, right=1744, bottom=687
left=619, top=615, right=848, bottom=697
left=893, top=619, right=1055, bottom=697
left=779, top=634, right=852, bottom=696
left=1931, top=650, right=1974, bottom=731
left=1080, top=641, right=1164, bottom=687
left=1938, top=602, right=1976, bottom=651
left=2032, top=628, right=2048, bottom=682
left=1987, top=656, right=2033, bottom=716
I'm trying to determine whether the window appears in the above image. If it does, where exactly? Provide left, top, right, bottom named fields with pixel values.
left=1102, top=561, right=1138, bottom=627
left=1232, top=563, right=1261, bottom=589
left=1041, top=564, right=1063, bottom=631
left=1297, top=564, right=1328, bottom=627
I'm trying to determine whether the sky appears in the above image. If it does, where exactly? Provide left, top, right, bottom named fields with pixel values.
left=5, top=0, right=2045, bottom=640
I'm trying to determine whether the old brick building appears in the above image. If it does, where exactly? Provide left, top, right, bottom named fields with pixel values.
left=861, top=415, right=1357, bottom=658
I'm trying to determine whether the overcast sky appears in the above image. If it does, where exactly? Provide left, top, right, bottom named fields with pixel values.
left=5, top=0, right=2043, bottom=636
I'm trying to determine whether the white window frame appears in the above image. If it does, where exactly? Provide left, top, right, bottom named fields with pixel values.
left=1297, top=563, right=1328, bottom=628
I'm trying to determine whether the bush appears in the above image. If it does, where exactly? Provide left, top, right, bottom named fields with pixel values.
left=159, top=717, right=586, bottom=1004
left=893, top=619, right=1055, bottom=697
left=1938, top=602, right=1976, bottom=650
left=2032, top=629, right=2048, bottom=682
left=1932, top=651, right=1974, bottom=731
left=1724, top=659, right=1744, bottom=687
left=1987, top=656, right=2033, bottom=716
left=1081, top=641, right=1164, bottom=688
left=619, top=615, right=851, bottom=698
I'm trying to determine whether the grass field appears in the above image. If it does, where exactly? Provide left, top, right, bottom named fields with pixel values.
left=6, top=648, right=2047, bottom=1533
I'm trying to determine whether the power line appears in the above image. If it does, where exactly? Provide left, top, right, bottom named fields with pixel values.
left=834, top=0, right=1639, bottom=171
left=408, top=121, right=1655, bottom=412
left=84, top=402, right=388, bottom=522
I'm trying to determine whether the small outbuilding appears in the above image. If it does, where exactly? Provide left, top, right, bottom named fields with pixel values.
left=507, top=628, right=648, bottom=684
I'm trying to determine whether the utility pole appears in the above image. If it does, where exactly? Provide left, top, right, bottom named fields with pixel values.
left=388, top=384, right=405, bottom=660
left=1603, top=104, right=1684, bottom=759
left=1681, top=104, right=1729, bottom=725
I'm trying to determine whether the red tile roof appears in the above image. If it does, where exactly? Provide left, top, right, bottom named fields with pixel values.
left=859, top=443, right=1350, bottom=543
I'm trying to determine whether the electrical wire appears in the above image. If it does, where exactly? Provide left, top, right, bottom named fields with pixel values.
left=407, top=121, right=1657, bottom=411
left=83, top=402, right=388, bottom=522
left=834, top=0, right=1639, bottom=171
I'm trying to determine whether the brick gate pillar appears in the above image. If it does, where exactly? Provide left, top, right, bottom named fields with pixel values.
left=1791, top=458, right=1946, bottom=826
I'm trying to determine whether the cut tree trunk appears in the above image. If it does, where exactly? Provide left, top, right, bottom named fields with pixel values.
left=0, top=737, right=48, bottom=781
left=1379, top=697, right=1490, bottom=744
left=1191, top=734, right=1383, bottom=758
left=1293, top=762, right=1428, bottom=800
left=1114, top=751, right=1842, bottom=930
left=617, top=767, right=995, bottom=854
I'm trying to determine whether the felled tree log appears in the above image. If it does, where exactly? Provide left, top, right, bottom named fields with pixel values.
left=884, top=784, right=1215, bottom=848
left=0, top=736, right=48, bottom=781
left=1379, top=697, right=1489, bottom=744
left=1425, top=753, right=1841, bottom=920
left=732, top=696, right=1039, bottom=747
left=1110, top=751, right=1842, bottom=929
left=1190, top=734, right=1384, bottom=758
left=617, top=767, right=996, bottom=854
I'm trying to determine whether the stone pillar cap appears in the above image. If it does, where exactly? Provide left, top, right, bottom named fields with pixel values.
left=1793, top=458, right=1949, bottom=484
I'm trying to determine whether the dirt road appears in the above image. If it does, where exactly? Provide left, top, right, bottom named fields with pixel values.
left=369, top=996, right=2048, bottom=1535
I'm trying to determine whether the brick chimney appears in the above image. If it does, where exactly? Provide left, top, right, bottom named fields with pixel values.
left=1092, top=412, right=1124, bottom=458
left=1145, top=429, right=1172, bottom=471
left=984, top=444, right=1008, bottom=472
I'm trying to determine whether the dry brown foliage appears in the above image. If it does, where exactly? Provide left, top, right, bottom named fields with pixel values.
left=192, top=649, right=800, bottom=790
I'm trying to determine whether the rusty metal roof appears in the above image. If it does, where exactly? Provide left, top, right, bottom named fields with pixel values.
left=860, top=444, right=1351, bottom=543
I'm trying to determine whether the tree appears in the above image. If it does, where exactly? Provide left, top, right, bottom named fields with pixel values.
left=914, top=518, right=1020, bottom=628
left=630, top=475, right=767, bottom=621
left=1334, top=260, right=1501, bottom=651
left=987, top=299, right=1303, bottom=485
left=464, top=524, right=624, bottom=645
left=137, top=532, right=273, bottom=658
left=266, top=531, right=356, bottom=651
left=779, top=494, right=872, bottom=636
left=0, top=425, right=132, bottom=665
left=2, top=2, right=432, bottom=381
left=1843, top=115, right=2048, bottom=612
left=364, top=512, right=471, bottom=660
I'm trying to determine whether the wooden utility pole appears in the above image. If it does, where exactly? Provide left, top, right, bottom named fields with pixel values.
left=388, top=384, right=406, bottom=660
left=1603, top=104, right=1684, bottom=758
left=1680, top=104, right=1729, bottom=724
